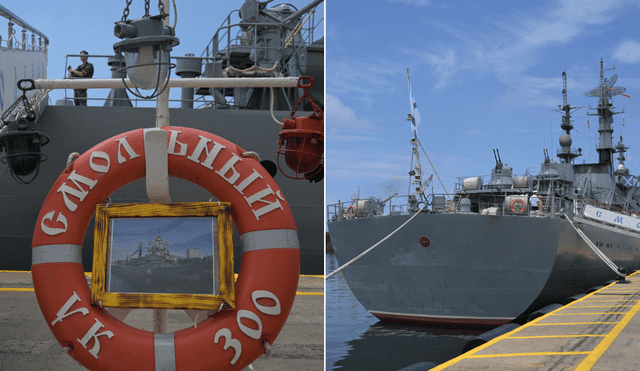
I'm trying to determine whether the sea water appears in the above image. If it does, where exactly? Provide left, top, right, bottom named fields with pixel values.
left=326, top=252, right=484, bottom=370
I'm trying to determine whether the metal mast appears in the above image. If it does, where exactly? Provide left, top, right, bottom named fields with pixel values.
left=585, top=58, right=625, bottom=166
left=554, top=71, right=582, bottom=163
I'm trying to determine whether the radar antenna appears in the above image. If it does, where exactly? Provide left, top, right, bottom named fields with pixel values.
left=585, top=58, right=626, bottom=166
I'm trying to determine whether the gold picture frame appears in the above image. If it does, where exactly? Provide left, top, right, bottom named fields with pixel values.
left=91, top=202, right=235, bottom=310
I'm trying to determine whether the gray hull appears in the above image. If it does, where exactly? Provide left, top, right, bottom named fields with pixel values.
left=329, top=213, right=640, bottom=326
left=0, top=105, right=324, bottom=274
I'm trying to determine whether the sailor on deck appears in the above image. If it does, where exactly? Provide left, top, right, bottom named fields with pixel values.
left=530, top=191, right=539, bottom=211
left=67, top=51, right=94, bottom=106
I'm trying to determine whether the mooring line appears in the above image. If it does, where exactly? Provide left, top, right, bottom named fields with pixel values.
left=326, top=205, right=427, bottom=280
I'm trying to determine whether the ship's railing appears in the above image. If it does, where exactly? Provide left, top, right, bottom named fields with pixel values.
left=577, top=197, right=640, bottom=219
left=455, top=172, right=534, bottom=193
left=0, top=5, right=48, bottom=53
left=327, top=193, right=456, bottom=222
left=328, top=193, right=575, bottom=222
left=476, top=195, right=573, bottom=218
left=200, top=5, right=321, bottom=76
left=454, top=168, right=570, bottom=193
left=58, top=54, right=290, bottom=109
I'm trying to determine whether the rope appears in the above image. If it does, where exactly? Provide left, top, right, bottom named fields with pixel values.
left=417, top=138, right=450, bottom=201
left=563, top=213, right=625, bottom=277
left=325, top=204, right=427, bottom=280
left=269, top=87, right=284, bottom=127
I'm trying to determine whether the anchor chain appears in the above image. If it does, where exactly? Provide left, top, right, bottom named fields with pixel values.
left=1, top=79, right=37, bottom=127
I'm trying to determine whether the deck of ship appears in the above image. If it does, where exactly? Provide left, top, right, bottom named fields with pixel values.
left=0, top=271, right=323, bottom=370
left=432, top=271, right=640, bottom=370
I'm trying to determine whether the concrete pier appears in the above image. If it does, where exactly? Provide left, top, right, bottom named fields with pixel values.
left=0, top=271, right=323, bottom=370
left=434, top=272, right=640, bottom=370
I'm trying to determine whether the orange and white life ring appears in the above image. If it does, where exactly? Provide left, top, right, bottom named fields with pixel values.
left=510, top=198, right=526, bottom=213
left=346, top=205, right=357, bottom=218
left=31, top=127, right=300, bottom=370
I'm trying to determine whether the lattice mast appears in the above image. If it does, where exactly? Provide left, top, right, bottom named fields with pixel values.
left=554, top=71, right=582, bottom=163
left=585, top=58, right=626, bottom=166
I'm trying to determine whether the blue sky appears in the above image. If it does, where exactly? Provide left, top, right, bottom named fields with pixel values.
left=2, top=0, right=324, bottom=107
left=326, top=0, right=640, bottom=216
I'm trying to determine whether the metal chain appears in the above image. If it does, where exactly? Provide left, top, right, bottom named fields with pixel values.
left=1, top=80, right=36, bottom=125
left=145, top=0, right=150, bottom=16
left=158, top=0, right=165, bottom=15
left=1, top=96, right=26, bottom=125
left=290, top=77, right=323, bottom=120
left=121, top=0, right=133, bottom=21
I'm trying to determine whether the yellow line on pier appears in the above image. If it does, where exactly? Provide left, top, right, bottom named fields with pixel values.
left=550, top=312, right=628, bottom=315
left=574, top=293, right=640, bottom=370
left=507, top=334, right=605, bottom=339
left=427, top=274, right=640, bottom=371
left=582, top=299, right=640, bottom=302
left=296, top=291, right=323, bottom=296
left=530, top=322, right=620, bottom=326
left=571, top=305, right=635, bottom=308
left=468, top=351, right=591, bottom=359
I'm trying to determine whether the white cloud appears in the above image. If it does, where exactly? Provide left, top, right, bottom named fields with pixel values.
left=614, top=39, right=640, bottom=64
left=326, top=94, right=373, bottom=129
left=406, top=0, right=632, bottom=102
left=421, top=48, right=458, bottom=89
left=387, top=0, right=431, bottom=6
left=520, top=0, right=620, bottom=46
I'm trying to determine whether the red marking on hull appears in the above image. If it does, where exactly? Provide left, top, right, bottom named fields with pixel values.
left=370, top=311, right=512, bottom=329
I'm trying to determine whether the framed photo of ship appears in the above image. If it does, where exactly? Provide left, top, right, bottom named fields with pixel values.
left=91, top=202, right=235, bottom=311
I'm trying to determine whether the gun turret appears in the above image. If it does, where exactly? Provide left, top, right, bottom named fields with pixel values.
left=493, top=148, right=503, bottom=171
left=283, top=0, right=324, bottom=24
left=379, top=193, right=398, bottom=206
left=543, top=148, right=550, bottom=165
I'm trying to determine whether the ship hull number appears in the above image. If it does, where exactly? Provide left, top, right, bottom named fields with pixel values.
left=53, top=289, right=281, bottom=362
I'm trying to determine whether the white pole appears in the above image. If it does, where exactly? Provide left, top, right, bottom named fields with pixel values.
left=153, top=0, right=170, bottom=331
left=31, top=77, right=299, bottom=90
left=156, top=0, right=170, bottom=128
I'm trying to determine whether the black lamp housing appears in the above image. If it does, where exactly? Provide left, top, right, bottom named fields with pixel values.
left=0, top=117, right=49, bottom=184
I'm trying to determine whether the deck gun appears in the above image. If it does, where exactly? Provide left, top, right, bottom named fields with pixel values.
left=493, top=148, right=503, bottom=172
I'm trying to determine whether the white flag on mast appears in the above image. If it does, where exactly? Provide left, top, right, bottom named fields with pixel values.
left=408, top=73, right=420, bottom=139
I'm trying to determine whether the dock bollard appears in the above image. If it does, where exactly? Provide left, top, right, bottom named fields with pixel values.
left=617, top=267, right=630, bottom=284
left=461, top=323, right=520, bottom=353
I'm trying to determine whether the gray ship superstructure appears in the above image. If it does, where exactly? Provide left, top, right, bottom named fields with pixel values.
left=327, top=61, right=640, bottom=327
left=109, top=236, right=215, bottom=294
left=0, top=0, right=324, bottom=274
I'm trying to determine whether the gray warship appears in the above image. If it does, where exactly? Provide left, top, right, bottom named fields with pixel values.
left=327, top=61, right=640, bottom=327
left=109, top=236, right=216, bottom=295
left=0, top=0, right=324, bottom=274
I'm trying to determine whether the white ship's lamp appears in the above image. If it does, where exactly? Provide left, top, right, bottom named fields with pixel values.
left=113, top=15, right=179, bottom=99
